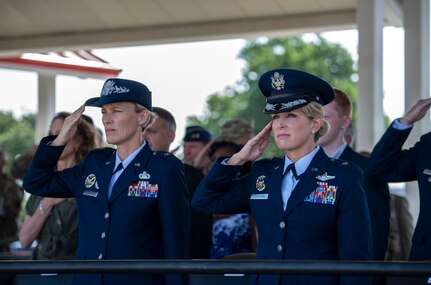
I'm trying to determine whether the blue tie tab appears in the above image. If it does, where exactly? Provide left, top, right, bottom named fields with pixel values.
left=283, top=163, right=300, bottom=180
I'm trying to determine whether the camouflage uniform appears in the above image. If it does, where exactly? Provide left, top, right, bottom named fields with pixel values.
left=0, top=173, right=23, bottom=252
left=25, top=195, right=78, bottom=260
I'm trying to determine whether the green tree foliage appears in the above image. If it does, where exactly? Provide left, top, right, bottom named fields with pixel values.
left=0, top=111, right=35, bottom=171
left=188, top=34, right=357, bottom=156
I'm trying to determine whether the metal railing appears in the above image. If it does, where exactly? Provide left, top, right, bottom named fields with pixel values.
left=0, top=260, right=430, bottom=277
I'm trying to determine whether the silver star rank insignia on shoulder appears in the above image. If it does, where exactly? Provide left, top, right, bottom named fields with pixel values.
left=315, top=172, right=336, bottom=181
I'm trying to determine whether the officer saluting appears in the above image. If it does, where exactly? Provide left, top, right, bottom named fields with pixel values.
left=192, top=69, right=372, bottom=285
left=23, top=78, right=190, bottom=285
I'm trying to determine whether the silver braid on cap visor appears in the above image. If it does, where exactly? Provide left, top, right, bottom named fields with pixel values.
left=265, top=98, right=308, bottom=113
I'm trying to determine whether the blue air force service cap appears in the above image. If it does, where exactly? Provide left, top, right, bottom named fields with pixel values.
left=183, top=126, right=212, bottom=143
left=85, top=78, right=152, bottom=110
left=258, top=69, right=334, bottom=114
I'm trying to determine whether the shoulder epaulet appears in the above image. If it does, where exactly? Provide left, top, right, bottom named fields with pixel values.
left=254, top=156, right=283, bottom=166
left=151, top=151, right=180, bottom=161
left=327, top=157, right=360, bottom=172
left=89, top=147, right=115, bottom=157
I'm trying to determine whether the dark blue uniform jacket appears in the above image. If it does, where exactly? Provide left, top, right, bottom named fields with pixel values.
left=192, top=148, right=372, bottom=285
left=367, top=122, right=431, bottom=261
left=23, top=137, right=190, bottom=285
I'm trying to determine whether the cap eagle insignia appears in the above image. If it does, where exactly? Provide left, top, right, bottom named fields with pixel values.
left=102, top=80, right=130, bottom=96
left=271, top=72, right=285, bottom=91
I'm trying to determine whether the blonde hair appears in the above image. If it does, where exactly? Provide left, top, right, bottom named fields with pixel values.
left=135, top=104, right=158, bottom=130
left=298, top=102, right=330, bottom=142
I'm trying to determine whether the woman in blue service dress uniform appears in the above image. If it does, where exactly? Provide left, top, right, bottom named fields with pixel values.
left=192, top=69, right=372, bottom=285
left=23, top=78, right=190, bottom=285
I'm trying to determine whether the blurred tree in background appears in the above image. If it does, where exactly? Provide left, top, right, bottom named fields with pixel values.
left=0, top=111, right=35, bottom=172
left=188, top=34, right=357, bottom=157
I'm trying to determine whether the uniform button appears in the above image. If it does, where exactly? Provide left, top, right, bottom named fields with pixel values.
left=104, top=212, right=109, bottom=219
left=98, top=253, right=103, bottom=260
left=101, top=232, right=106, bottom=239
left=279, top=221, right=285, bottom=229
left=277, top=245, right=283, bottom=252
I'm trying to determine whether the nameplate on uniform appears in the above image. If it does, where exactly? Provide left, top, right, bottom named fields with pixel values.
left=423, top=169, right=431, bottom=176
left=250, top=193, right=269, bottom=200
left=83, top=190, right=99, bottom=197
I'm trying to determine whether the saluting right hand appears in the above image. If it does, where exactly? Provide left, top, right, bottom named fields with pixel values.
left=400, top=98, right=431, bottom=125
left=227, top=121, right=272, bottom=165
left=51, top=105, right=85, bottom=146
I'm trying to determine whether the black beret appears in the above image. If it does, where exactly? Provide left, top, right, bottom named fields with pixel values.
left=183, top=126, right=212, bottom=143
left=258, top=69, right=334, bottom=114
left=85, top=78, right=152, bottom=110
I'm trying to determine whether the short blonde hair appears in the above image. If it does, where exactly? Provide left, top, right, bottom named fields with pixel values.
left=135, top=104, right=158, bottom=130
left=298, top=102, right=330, bottom=142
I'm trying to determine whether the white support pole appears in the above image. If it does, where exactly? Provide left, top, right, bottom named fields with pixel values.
left=357, top=0, right=385, bottom=152
left=35, top=74, right=56, bottom=142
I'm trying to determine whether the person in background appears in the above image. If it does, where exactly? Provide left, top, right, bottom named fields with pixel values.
left=23, top=78, right=190, bottom=285
left=366, top=98, right=431, bottom=285
left=183, top=126, right=211, bottom=165
left=142, top=107, right=176, bottom=153
left=0, top=149, right=23, bottom=253
left=143, top=106, right=212, bottom=259
left=193, top=118, right=255, bottom=174
left=220, top=118, right=255, bottom=145
left=344, top=122, right=354, bottom=146
left=19, top=112, right=97, bottom=260
left=317, top=89, right=390, bottom=262
left=192, top=69, right=372, bottom=285
left=82, top=113, right=105, bottom=147
left=367, top=97, right=431, bottom=261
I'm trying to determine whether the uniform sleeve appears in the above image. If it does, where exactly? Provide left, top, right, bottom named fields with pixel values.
left=191, top=159, right=251, bottom=214
left=367, top=122, right=419, bottom=182
left=22, top=137, right=78, bottom=198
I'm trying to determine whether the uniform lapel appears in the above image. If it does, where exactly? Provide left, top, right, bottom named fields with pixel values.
left=108, top=144, right=152, bottom=203
left=97, top=151, right=116, bottom=203
left=339, top=145, right=353, bottom=161
left=284, top=148, right=328, bottom=217
left=267, top=159, right=286, bottom=217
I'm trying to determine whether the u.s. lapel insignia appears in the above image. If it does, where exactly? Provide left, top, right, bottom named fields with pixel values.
left=315, top=172, right=336, bottom=181
left=84, top=174, right=97, bottom=188
left=256, top=175, right=266, bottom=191
left=423, top=169, right=431, bottom=176
left=139, top=171, right=151, bottom=180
